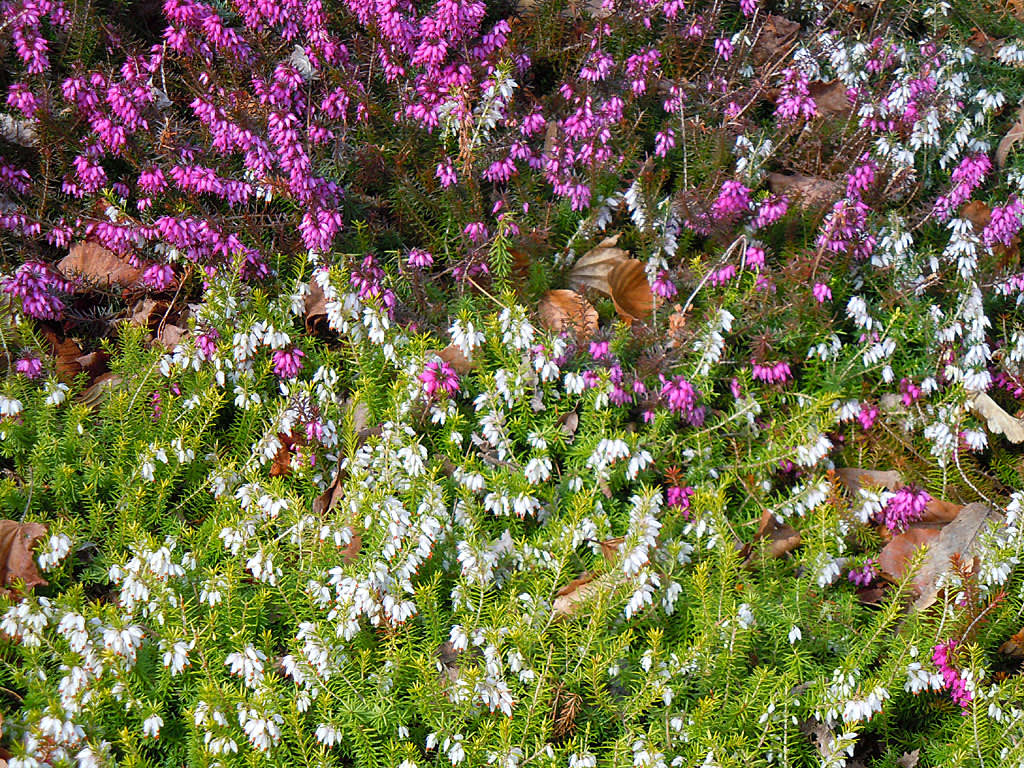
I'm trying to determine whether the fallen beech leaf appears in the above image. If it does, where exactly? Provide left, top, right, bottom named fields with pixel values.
left=42, top=331, right=85, bottom=382
left=77, top=372, right=123, bottom=410
left=752, top=15, right=800, bottom=65
left=912, top=503, right=1002, bottom=610
left=998, top=627, right=1024, bottom=658
left=269, top=433, right=295, bottom=477
left=568, top=234, right=629, bottom=295
left=767, top=173, right=842, bottom=209
left=808, top=81, right=852, bottom=118
left=341, top=531, right=361, bottom=564
left=608, top=259, right=654, bottom=322
left=74, top=351, right=110, bottom=381
left=58, top=242, right=143, bottom=289
left=0, top=113, right=37, bottom=146
left=312, top=465, right=345, bottom=517
left=553, top=572, right=616, bottom=619
left=962, top=200, right=991, bottom=230
left=129, top=297, right=165, bottom=328
left=304, top=281, right=328, bottom=333
left=834, top=467, right=902, bottom=495
left=559, top=411, right=579, bottom=437
left=156, top=324, right=187, bottom=350
left=538, top=289, right=599, bottom=340
left=878, top=526, right=942, bottom=582
left=437, top=344, right=476, bottom=375
left=996, top=102, right=1024, bottom=170
left=897, top=749, right=921, bottom=768
left=0, top=520, right=48, bottom=596
left=966, top=390, right=1024, bottom=443
left=922, top=497, right=963, bottom=524
left=747, top=509, right=802, bottom=562
left=597, top=536, right=625, bottom=564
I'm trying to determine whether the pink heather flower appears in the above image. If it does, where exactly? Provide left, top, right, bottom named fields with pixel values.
left=589, top=341, right=610, bottom=360
left=419, top=359, right=459, bottom=398
left=933, top=153, right=992, bottom=220
left=714, top=38, right=734, bottom=60
left=654, top=128, right=676, bottom=157
left=196, top=331, right=219, bottom=360
left=142, top=264, right=175, bottom=291
left=151, top=391, right=162, bottom=420
left=651, top=271, right=677, bottom=298
left=752, top=360, right=791, bottom=384
left=753, top=193, right=790, bottom=230
left=745, top=245, right=766, bottom=270
left=709, top=264, right=737, bottom=286
left=932, top=640, right=972, bottom=711
left=982, top=197, right=1024, bottom=248
left=407, top=249, right=434, bottom=268
left=463, top=222, right=488, bottom=243
left=730, top=377, right=742, bottom=399
left=666, top=485, right=695, bottom=517
left=876, top=485, right=930, bottom=534
left=813, top=282, right=832, bottom=303
left=740, top=0, right=757, bottom=15
left=305, top=420, right=324, bottom=442
left=847, top=558, right=878, bottom=587
left=659, top=375, right=703, bottom=424
left=15, top=356, right=42, bottom=379
left=436, top=160, right=457, bottom=188
left=775, top=68, right=817, bottom=122
left=900, top=378, right=922, bottom=406
left=2, top=261, right=69, bottom=320
left=846, top=159, right=876, bottom=198
left=858, top=403, right=879, bottom=430
left=272, top=348, right=304, bottom=380
left=711, top=180, right=751, bottom=222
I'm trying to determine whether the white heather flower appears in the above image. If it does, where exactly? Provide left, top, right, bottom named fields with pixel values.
left=736, top=603, right=755, bottom=629
left=44, top=381, right=69, bottom=406
left=523, top=456, right=552, bottom=485
left=788, top=625, right=802, bottom=644
left=237, top=705, right=283, bottom=752
left=498, top=306, right=535, bottom=350
left=161, top=639, right=193, bottom=675
left=225, top=645, right=266, bottom=688
left=142, top=714, right=163, bottom=739
left=0, top=395, right=23, bottom=418
left=37, top=533, right=73, bottom=571
left=315, top=723, right=344, bottom=747
left=200, top=575, right=227, bottom=606
left=450, top=317, right=485, bottom=359
left=814, top=554, right=842, bottom=588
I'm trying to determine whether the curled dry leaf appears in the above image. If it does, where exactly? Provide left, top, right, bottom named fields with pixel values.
left=897, top=749, right=921, bottom=768
left=877, top=526, right=942, bottom=583
left=538, top=289, right=599, bottom=340
left=608, top=259, right=654, bottom=322
left=996, top=102, right=1024, bottom=170
left=596, top=536, right=625, bottom=565
left=77, top=372, right=123, bottom=410
left=745, top=509, right=801, bottom=563
left=998, top=627, right=1024, bottom=658
left=558, top=410, right=579, bottom=438
left=304, top=281, right=328, bottom=333
left=0, top=520, right=49, bottom=597
left=834, top=467, right=902, bottom=495
left=58, top=241, right=143, bottom=289
left=966, top=390, right=1024, bottom=443
left=552, top=571, right=616, bottom=620
left=751, top=15, right=800, bottom=65
left=438, top=344, right=476, bottom=375
left=767, top=173, right=842, bottom=210
left=567, top=234, right=628, bottom=295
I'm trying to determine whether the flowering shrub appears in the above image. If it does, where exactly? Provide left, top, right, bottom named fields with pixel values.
left=2, top=0, right=1024, bottom=766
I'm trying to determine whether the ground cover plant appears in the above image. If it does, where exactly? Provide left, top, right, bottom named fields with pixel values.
left=2, top=0, right=1024, bottom=765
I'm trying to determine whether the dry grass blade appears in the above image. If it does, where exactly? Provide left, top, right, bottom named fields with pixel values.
left=568, top=234, right=628, bottom=295
left=608, top=259, right=653, bottom=322
left=538, top=289, right=599, bottom=340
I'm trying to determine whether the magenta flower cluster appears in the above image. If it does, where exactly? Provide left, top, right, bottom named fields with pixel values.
left=2, top=260, right=70, bottom=319
left=420, top=359, right=459, bottom=398
left=875, top=485, right=930, bottom=534
left=846, top=558, right=878, bottom=587
left=932, top=640, right=972, bottom=711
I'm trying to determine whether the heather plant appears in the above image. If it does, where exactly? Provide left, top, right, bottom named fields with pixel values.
left=2, top=0, right=1024, bottom=766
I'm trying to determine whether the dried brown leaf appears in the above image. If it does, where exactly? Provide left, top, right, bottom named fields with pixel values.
left=897, top=749, right=921, bottom=768
left=129, top=297, right=165, bottom=328
left=767, top=173, right=842, bottom=209
left=997, top=102, right=1024, bottom=169
left=312, top=465, right=345, bottom=517
left=553, top=572, right=616, bottom=619
left=437, top=344, right=476, bottom=375
left=304, top=281, right=328, bottom=332
left=878, top=526, right=942, bottom=582
left=966, top=390, right=1024, bottom=442
left=77, top=372, right=123, bottom=410
left=808, top=81, right=852, bottom=117
left=608, top=259, right=654, bottom=322
left=752, top=15, right=801, bottom=65
left=0, top=520, right=48, bottom=597
left=568, top=234, right=629, bottom=295
left=748, top=509, right=802, bottom=562
left=834, top=467, right=902, bottom=495
left=597, top=536, right=625, bottom=564
left=156, top=324, right=187, bottom=350
left=962, top=200, right=992, bottom=230
left=912, top=503, right=1002, bottom=610
left=59, top=242, right=143, bottom=289
left=538, top=289, right=599, bottom=340
left=998, top=627, right=1024, bottom=658
left=558, top=411, right=579, bottom=438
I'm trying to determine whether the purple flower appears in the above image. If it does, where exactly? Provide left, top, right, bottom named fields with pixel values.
left=2, top=261, right=69, bottom=320
left=143, top=264, right=175, bottom=291
left=858, top=403, right=879, bottom=430
left=196, top=330, right=219, bottom=360
left=436, top=160, right=457, bottom=188
left=272, top=348, right=304, bottom=380
left=752, top=360, right=791, bottom=384
left=775, top=67, right=817, bottom=122
left=589, top=341, right=610, bottom=361
left=932, top=640, right=972, bottom=710
left=876, top=485, right=930, bottom=534
left=900, top=378, right=922, bottom=406
left=666, top=485, right=694, bottom=517
left=420, top=359, right=459, bottom=398
left=813, top=282, right=832, bottom=303
left=407, top=248, right=434, bottom=268
left=710, top=180, right=751, bottom=222
left=659, top=375, right=702, bottom=424
left=847, top=558, right=878, bottom=587
left=15, top=356, right=42, bottom=379
left=651, top=271, right=677, bottom=298
left=714, top=38, right=734, bottom=60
